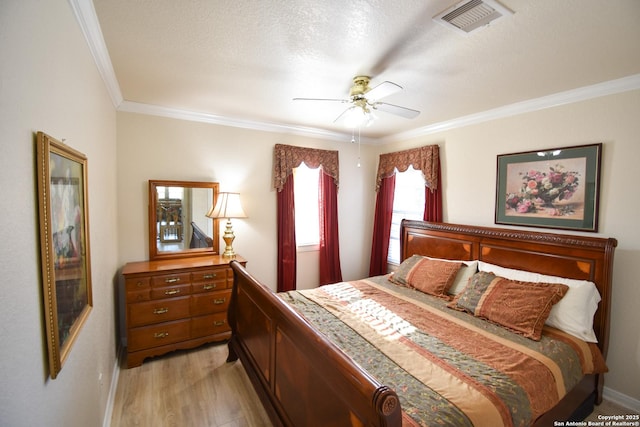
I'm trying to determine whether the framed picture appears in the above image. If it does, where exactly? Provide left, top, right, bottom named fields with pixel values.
left=36, top=132, right=93, bottom=379
left=495, top=143, right=602, bottom=231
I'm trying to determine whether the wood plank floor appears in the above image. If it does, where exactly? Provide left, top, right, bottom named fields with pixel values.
left=110, top=342, right=636, bottom=426
left=110, top=343, right=273, bottom=426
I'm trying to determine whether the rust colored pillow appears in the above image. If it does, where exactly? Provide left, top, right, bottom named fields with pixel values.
left=450, top=271, right=569, bottom=340
left=390, top=256, right=462, bottom=298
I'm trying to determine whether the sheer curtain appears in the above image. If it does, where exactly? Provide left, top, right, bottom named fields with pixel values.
left=369, top=145, right=441, bottom=275
left=273, top=144, right=341, bottom=291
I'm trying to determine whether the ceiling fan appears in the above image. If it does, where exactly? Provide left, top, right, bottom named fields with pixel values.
left=293, top=76, right=420, bottom=127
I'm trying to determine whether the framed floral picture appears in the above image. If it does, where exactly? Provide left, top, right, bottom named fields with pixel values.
left=36, top=132, right=93, bottom=379
left=495, top=143, right=602, bottom=231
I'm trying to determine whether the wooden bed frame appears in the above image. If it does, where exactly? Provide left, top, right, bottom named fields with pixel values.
left=226, top=220, right=617, bottom=427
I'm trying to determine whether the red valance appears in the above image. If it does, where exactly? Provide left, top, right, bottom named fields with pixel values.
left=273, top=144, right=339, bottom=192
left=375, top=145, right=439, bottom=192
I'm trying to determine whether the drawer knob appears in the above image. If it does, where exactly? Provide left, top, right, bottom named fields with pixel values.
left=136, top=281, right=145, bottom=287
left=213, top=298, right=226, bottom=305
left=214, top=320, right=226, bottom=326
left=203, top=284, right=216, bottom=290
left=164, top=289, right=181, bottom=295
left=154, top=332, right=169, bottom=339
left=165, top=278, right=180, bottom=283
left=153, top=307, right=169, bottom=314
left=203, top=273, right=217, bottom=279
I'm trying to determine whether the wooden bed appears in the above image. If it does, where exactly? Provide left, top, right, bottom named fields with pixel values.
left=226, top=220, right=617, bottom=426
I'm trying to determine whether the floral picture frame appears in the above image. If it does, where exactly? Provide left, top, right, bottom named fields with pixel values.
left=495, top=143, right=602, bottom=231
left=36, top=132, right=93, bottom=379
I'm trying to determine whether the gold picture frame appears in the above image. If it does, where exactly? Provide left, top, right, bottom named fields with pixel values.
left=36, top=132, right=93, bottom=379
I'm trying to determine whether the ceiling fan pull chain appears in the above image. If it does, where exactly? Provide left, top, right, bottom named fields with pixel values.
left=357, top=126, right=361, bottom=168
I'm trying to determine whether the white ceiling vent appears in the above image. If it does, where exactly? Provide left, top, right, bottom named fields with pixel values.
left=434, top=0, right=513, bottom=34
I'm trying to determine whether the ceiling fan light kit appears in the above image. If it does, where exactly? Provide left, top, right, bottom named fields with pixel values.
left=293, top=75, right=420, bottom=130
left=341, top=106, right=375, bottom=129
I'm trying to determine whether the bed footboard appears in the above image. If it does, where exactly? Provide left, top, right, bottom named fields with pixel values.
left=227, top=261, right=402, bottom=427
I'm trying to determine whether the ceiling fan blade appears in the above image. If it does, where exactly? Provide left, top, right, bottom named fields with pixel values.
left=373, top=102, right=420, bottom=119
left=333, top=106, right=356, bottom=123
left=365, top=81, right=403, bottom=101
left=293, top=97, right=349, bottom=103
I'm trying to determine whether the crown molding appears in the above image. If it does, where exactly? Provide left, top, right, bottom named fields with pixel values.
left=68, top=0, right=123, bottom=107
left=381, top=73, right=640, bottom=144
left=71, top=0, right=639, bottom=144
left=118, top=101, right=357, bottom=142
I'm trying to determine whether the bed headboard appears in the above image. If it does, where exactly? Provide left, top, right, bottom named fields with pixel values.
left=400, top=220, right=617, bottom=358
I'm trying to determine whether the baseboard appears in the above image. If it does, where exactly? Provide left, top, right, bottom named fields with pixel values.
left=102, top=347, right=123, bottom=427
left=603, top=386, right=640, bottom=413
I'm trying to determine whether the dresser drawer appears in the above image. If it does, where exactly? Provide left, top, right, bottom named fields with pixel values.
left=127, top=289, right=150, bottom=303
left=192, top=312, right=230, bottom=338
left=125, top=277, right=150, bottom=294
left=150, top=282, right=191, bottom=300
left=191, top=289, right=232, bottom=316
left=192, top=268, right=229, bottom=283
left=128, top=319, right=190, bottom=351
left=151, top=272, right=191, bottom=287
left=128, top=296, right=190, bottom=327
left=192, top=268, right=230, bottom=293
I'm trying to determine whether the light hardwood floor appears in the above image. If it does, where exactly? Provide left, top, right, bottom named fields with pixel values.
left=110, top=343, right=637, bottom=426
left=110, top=343, right=273, bottom=426
left=585, top=399, right=639, bottom=423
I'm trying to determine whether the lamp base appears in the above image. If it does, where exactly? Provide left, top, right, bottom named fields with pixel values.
left=222, top=219, right=237, bottom=257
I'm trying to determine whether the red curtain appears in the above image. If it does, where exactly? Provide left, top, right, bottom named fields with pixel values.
left=319, top=169, right=343, bottom=285
left=424, top=156, right=443, bottom=222
left=274, top=144, right=340, bottom=291
left=277, top=175, right=296, bottom=292
left=368, top=173, right=396, bottom=276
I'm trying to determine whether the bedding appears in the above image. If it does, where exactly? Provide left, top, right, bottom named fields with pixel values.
left=389, top=255, right=463, bottom=298
left=478, top=262, right=601, bottom=342
left=448, top=271, right=569, bottom=340
left=393, top=255, right=478, bottom=296
left=279, top=275, right=607, bottom=427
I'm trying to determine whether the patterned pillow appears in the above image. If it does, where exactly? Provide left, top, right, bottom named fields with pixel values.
left=390, top=255, right=462, bottom=299
left=449, top=271, right=569, bottom=340
left=478, top=261, right=600, bottom=342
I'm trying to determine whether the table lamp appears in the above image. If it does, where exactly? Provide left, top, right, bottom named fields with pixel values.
left=206, top=192, right=247, bottom=257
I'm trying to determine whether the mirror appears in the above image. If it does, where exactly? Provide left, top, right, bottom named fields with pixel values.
left=149, top=180, right=219, bottom=260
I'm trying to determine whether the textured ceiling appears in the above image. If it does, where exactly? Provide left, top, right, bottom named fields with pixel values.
left=92, top=0, right=640, bottom=140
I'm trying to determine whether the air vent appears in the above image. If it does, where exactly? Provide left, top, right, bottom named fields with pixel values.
left=434, top=0, right=513, bottom=34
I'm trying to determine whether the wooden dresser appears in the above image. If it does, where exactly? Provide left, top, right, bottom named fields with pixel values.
left=122, top=255, right=246, bottom=368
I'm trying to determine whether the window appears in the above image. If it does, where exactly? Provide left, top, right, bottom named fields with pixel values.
left=156, top=186, right=184, bottom=200
left=387, top=166, right=425, bottom=264
left=293, top=162, right=320, bottom=247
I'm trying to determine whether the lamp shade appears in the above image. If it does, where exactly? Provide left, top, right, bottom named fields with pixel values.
left=206, top=192, right=247, bottom=219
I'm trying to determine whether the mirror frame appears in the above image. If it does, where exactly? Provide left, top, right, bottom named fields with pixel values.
left=149, top=180, right=219, bottom=260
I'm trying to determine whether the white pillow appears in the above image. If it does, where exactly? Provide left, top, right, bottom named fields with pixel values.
left=425, top=257, right=478, bottom=296
left=478, top=261, right=600, bottom=342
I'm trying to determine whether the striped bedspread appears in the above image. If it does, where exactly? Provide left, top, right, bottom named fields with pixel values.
left=279, top=275, right=606, bottom=427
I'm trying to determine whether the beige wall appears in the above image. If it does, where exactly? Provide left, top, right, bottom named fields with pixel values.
left=116, top=112, right=378, bottom=287
left=379, top=89, right=640, bottom=405
left=0, top=0, right=118, bottom=426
